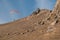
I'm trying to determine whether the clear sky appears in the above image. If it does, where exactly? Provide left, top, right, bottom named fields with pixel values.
left=0, top=0, right=56, bottom=24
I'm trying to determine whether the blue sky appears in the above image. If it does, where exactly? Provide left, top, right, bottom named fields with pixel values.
left=0, top=0, right=56, bottom=24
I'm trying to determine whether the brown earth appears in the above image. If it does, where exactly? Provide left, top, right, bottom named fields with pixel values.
left=0, top=0, right=60, bottom=40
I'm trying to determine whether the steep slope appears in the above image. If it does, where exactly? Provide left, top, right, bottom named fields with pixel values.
left=0, top=0, right=60, bottom=40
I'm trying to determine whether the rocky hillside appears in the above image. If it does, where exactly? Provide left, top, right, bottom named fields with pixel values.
left=0, top=0, right=60, bottom=40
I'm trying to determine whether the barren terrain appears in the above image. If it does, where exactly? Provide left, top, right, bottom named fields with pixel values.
left=0, top=0, right=60, bottom=40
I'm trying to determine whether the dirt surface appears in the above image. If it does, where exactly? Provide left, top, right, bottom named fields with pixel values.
left=0, top=0, right=60, bottom=40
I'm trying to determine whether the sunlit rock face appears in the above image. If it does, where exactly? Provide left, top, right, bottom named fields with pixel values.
left=0, top=0, right=60, bottom=40
left=53, top=0, right=60, bottom=12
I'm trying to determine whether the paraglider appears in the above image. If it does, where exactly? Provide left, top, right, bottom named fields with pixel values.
left=10, top=9, right=20, bottom=21
left=10, top=10, right=19, bottom=14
